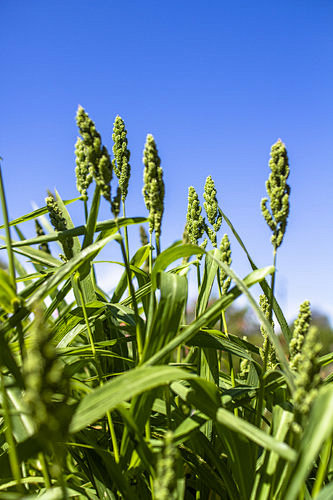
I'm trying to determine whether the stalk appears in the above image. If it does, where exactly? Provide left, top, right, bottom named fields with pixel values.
left=38, top=452, right=51, bottom=489
left=312, top=435, right=332, bottom=497
left=122, top=201, right=130, bottom=262
left=75, top=273, right=120, bottom=462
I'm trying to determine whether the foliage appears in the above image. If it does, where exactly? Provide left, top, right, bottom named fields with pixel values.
left=0, top=110, right=332, bottom=500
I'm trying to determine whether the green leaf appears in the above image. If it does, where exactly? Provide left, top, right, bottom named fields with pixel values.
left=69, top=365, right=197, bottom=433
left=144, top=266, right=274, bottom=367
left=151, top=243, right=204, bottom=290
left=25, top=233, right=120, bottom=307
left=216, top=407, right=296, bottom=462
left=111, top=244, right=150, bottom=303
left=142, top=271, right=187, bottom=361
left=220, top=208, right=292, bottom=343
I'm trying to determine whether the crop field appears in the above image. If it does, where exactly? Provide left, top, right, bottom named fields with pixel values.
left=0, top=107, right=332, bottom=500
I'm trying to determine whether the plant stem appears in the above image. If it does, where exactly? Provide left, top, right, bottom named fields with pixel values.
left=75, top=273, right=120, bottom=462
left=38, top=452, right=51, bottom=489
left=122, top=200, right=130, bottom=262
left=312, top=436, right=332, bottom=498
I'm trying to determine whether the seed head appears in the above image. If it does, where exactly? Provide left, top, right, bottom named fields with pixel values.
left=219, top=234, right=232, bottom=294
left=75, top=137, right=93, bottom=199
left=142, top=134, right=165, bottom=238
left=76, top=106, right=112, bottom=202
left=112, top=115, right=131, bottom=202
left=289, top=300, right=311, bottom=371
left=46, top=194, right=73, bottom=260
left=203, top=176, right=222, bottom=247
left=259, top=294, right=278, bottom=370
left=186, top=186, right=205, bottom=245
left=261, top=139, right=290, bottom=249
left=293, top=326, right=322, bottom=429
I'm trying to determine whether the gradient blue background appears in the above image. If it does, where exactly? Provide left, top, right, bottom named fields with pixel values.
left=1, top=1, right=332, bottom=323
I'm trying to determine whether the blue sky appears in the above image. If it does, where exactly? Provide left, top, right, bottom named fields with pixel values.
left=1, top=1, right=332, bottom=324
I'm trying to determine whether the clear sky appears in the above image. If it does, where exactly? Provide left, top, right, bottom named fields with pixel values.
left=1, top=0, right=332, bottom=324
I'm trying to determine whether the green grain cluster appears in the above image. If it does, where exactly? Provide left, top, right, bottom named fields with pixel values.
left=219, top=233, right=232, bottom=294
left=75, top=137, right=93, bottom=199
left=112, top=115, right=131, bottom=202
left=186, top=186, right=206, bottom=248
left=203, top=175, right=222, bottom=247
left=259, top=294, right=278, bottom=370
left=46, top=194, right=73, bottom=260
left=289, top=300, right=312, bottom=371
left=76, top=105, right=112, bottom=202
left=142, top=134, right=165, bottom=241
left=261, top=139, right=290, bottom=249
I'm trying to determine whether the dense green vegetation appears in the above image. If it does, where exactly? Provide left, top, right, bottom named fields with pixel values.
left=0, top=108, right=332, bottom=499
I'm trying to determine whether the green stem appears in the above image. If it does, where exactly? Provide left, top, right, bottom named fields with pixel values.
left=75, top=273, right=120, bottom=462
left=312, top=436, right=332, bottom=498
left=149, top=232, right=153, bottom=275
left=0, top=371, right=23, bottom=493
left=38, top=452, right=51, bottom=489
left=222, top=310, right=238, bottom=416
left=122, top=201, right=130, bottom=262
left=0, top=161, right=16, bottom=292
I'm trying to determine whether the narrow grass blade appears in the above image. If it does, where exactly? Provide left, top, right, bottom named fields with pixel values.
left=69, top=365, right=197, bottom=433
left=144, top=266, right=274, bottom=367
left=26, top=233, right=121, bottom=307
left=2, top=216, right=147, bottom=248
left=220, top=208, right=292, bottom=342
left=0, top=197, right=82, bottom=230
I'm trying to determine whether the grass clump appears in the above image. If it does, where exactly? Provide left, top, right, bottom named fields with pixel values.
left=0, top=112, right=331, bottom=500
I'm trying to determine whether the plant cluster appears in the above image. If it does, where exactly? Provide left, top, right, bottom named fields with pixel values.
left=0, top=110, right=332, bottom=500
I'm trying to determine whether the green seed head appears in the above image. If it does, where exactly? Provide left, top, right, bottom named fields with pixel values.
left=259, top=294, right=278, bottom=370
left=112, top=115, right=131, bottom=202
left=219, top=234, right=232, bottom=294
left=186, top=186, right=205, bottom=245
left=142, top=134, right=165, bottom=237
left=76, top=106, right=112, bottom=202
left=46, top=194, right=73, bottom=260
left=75, top=137, right=93, bottom=199
left=289, top=300, right=312, bottom=371
left=293, top=326, right=322, bottom=428
left=203, top=176, right=222, bottom=247
left=261, top=139, right=290, bottom=249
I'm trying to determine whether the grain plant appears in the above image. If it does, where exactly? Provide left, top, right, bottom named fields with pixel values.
left=0, top=114, right=331, bottom=500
